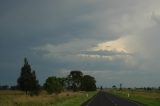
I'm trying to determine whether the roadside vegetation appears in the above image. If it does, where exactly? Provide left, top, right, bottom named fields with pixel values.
left=0, top=90, right=97, bottom=106
left=16, top=58, right=97, bottom=95
left=106, top=89, right=160, bottom=106
left=0, top=58, right=97, bottom=106
left=1, top=58, right=160, bottom=106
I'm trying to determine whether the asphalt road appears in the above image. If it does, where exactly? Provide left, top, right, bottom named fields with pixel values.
left=81, top=91, right=144, bottom=106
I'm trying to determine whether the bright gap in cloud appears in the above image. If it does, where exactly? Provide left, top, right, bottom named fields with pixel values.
left=91, top=37, right=129, bottom=53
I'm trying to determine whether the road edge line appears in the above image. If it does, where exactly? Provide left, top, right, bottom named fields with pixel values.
left=86, top=92, right=99, bottom=106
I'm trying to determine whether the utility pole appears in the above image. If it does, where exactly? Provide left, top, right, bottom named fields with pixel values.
left=120, top=83, right=122, bottom=90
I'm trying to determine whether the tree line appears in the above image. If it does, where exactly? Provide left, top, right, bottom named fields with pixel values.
left=17, top=58, right=96, bottom=95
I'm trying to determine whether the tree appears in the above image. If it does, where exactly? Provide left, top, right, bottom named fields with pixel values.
left=17, top=58, right=40, bottom=95
left=112, top=85, right=117, bottom=89
left=100, top=86, right=103, bottom=90
left=0, top=85, right=9, bottom=90
left=30, top=70, right=40, bottom=95
left=44, top=76, right=63, bottom=94
left=80, top=75, right=96, bottom=91
left=66, top=71, right=83, bottom=91
left=56, top=77, right=66, bottom=89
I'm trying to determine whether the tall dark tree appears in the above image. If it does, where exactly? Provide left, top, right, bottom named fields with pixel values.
left=17, top=58, right=40, bottom=95
left=80, top=75, right=96, bottom=91
left=30, top=70, right=40, bottom=95
left=66, top=71, right=83, bottom=91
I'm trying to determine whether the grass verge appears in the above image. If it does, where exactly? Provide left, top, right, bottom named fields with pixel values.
left=0, top=90, right=97, bottom=106
left=106, top=89, right=160, bottom=106
left=54, top=91, right=97, bottom=106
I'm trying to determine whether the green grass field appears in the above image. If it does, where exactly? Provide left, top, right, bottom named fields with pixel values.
left=106, top=89, right=160, bottom=106
left=0, top=90, right=97, bottom=106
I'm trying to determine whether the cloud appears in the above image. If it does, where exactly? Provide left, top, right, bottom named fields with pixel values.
left=1, top=0, right=141, bottom=45
left=1, top=0, right=160, bottom=87
left=32, top=37, right=139, bottom=74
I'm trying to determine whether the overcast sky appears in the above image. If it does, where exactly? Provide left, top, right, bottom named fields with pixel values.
left=1, top=0, right=160, bottom=87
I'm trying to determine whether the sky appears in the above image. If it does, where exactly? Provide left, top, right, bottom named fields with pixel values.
left=1, top=0, right=160, bottom=88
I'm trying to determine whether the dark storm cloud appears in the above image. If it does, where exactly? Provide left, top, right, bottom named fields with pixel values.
left=0, top=0, right=130, bottom=45
left=1, top=0, right=160, bottom=87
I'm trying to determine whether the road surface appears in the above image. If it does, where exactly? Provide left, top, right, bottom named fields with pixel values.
left=81, top=91, right=144, bottom=106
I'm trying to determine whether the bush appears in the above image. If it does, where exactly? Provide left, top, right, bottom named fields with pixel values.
left=44, top=76, right=63, bottom=94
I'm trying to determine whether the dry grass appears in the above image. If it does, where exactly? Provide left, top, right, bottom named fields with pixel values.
left=106, top=89, right=160, bottom=106
left=118, top=90, right=159, bottom=99
left=0, top=90, right=91, bottom=106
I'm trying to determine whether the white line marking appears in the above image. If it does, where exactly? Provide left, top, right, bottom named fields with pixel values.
left=127, top=99, right=144, bottom=106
